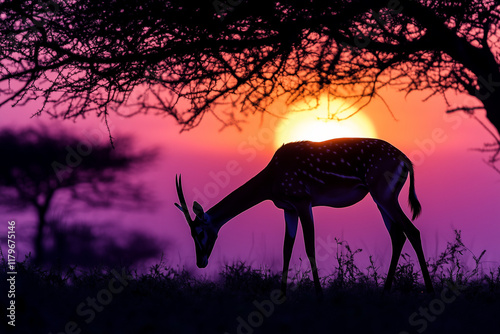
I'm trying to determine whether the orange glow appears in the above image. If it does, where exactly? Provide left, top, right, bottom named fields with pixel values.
left=274, top=97, right=378, bottom=148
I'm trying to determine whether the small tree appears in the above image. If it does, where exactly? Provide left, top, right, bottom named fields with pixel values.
left=0, top=127, right=157, bottom=263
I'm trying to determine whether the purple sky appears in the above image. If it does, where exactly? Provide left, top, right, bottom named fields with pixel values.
left=1, top=87, right=499, bottom=280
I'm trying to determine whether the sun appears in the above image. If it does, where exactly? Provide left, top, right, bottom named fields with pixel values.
left=274, top=98, right=377, bottom=148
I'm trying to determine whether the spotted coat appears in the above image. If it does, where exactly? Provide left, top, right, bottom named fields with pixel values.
left=269, top=138, right=409, bottom=204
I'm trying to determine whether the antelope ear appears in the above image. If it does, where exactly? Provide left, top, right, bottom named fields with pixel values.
left=193, top=201, right=205, bottom=220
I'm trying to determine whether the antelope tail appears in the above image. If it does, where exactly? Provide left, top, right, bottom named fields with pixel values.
left=406, top=160, right=422, bottom=220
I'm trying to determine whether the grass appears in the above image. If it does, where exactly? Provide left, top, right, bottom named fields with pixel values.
left=1, top=230, right=499, bottom=334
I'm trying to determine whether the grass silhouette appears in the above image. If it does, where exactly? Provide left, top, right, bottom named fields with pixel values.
left=1, top=230, right=499, bottom=334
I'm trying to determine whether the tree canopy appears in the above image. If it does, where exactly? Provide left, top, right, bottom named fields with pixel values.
left=0, top=127, right=157, bottom=262
left=1, top=0, right=500, bottom=143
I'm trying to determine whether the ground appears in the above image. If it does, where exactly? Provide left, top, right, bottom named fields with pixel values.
left=1, top=231, right=499, bottom=334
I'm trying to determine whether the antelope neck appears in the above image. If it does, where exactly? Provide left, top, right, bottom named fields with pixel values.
left=206, top=169, right=272, bottom=231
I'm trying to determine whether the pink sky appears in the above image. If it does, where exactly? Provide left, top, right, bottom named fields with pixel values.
left=1, top=87, right=499, bottom=279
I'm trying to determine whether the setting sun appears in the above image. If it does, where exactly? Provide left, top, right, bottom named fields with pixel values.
left=274, top=98, right=378, bottom=148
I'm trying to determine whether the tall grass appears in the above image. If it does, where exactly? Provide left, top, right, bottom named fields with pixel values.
left=1, top=229, right=499, bottom=292
left=1, top=229, right=499, bottom=334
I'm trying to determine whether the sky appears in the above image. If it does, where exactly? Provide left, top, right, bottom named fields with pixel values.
left=1, top=86, right=499, bottom=280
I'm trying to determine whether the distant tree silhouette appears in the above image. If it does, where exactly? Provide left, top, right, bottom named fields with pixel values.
left=45, top=219, right=165, bottom=268
left=1, top=1, right=499, bottom=162
left=0, top=127, right=157, bottom=263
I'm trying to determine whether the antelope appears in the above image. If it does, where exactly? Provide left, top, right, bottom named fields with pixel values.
left=175, top=137, right=434, bottom=296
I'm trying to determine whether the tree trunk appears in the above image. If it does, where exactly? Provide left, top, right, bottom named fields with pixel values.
left=34, top=206, right=48, bottom=265
left=482, top=91, right=500, bottom=138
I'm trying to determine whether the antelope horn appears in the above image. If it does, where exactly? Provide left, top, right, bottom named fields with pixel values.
left=175, top=174, right=193, bottom=225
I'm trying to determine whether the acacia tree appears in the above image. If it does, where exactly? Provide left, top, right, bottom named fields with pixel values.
left=1, top=1, right=499, bottom=162
left=0, top=127, right=156, bottom=263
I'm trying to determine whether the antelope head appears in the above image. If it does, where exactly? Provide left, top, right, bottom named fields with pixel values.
left=174, top=175, right=218, bottom=268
